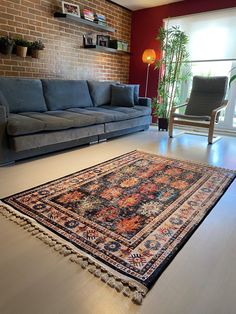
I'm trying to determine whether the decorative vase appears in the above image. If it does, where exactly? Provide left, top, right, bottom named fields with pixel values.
left=16, top=46, right=28, bottom=58
left=158, top=117, right=168, bottom=131
left=0, top=44, right=13, bottom=55
left=31, top=49, right=41, bottom=59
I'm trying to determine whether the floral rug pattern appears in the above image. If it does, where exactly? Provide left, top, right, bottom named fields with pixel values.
left=3, top=151, right=235, bottom=289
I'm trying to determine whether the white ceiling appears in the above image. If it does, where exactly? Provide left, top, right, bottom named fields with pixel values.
left=110, top=0, right=183, bottom=11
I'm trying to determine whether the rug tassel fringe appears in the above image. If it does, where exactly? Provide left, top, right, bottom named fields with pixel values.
left=0, top=205, right=147, bottom=305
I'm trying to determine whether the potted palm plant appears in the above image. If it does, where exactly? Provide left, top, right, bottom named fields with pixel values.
left=153, top=26, right=190, bottom=131
left=0, top=36, right=14, bottom=55
left=30, top=40, right=45, bottom=58
left=15, top=38, right=30, bottom=58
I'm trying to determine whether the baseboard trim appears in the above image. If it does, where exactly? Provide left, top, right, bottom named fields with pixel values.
left=151, top=123, right=236, bottom=138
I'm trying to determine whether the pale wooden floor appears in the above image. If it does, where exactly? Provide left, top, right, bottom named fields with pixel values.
left=0, top=127, right=236, bottom=314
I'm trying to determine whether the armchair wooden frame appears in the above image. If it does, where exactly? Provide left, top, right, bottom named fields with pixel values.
left=168, top=100, right=228, bottom=144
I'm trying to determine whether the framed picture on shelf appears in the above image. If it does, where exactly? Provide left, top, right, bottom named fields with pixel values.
left=97, top=35, right=110, bottom=47
left=83, top=33, right=96, bottom=47
left=62, top=1, right=80, bottom=17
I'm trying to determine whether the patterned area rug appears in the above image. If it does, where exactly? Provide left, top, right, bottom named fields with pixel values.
left=1, top=151, right=235, bottom=304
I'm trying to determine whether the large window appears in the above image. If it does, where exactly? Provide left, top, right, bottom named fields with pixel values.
left=165, top=8, right=236, bottom=131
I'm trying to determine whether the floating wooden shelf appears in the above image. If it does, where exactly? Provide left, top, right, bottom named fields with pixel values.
left=83, top=45, right=130, bottom=55
left=54, top=12, right=116, bottom=33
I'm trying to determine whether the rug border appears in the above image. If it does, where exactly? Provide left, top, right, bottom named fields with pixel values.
left=0, top=201, right=148, bottom=305
left=2, top=150, right=137, bottom=200
left=137, top=149, right=236, bottom=174
left=145, top=172, right=235, bottom=288
left=3, top=150, right=236, bottom=200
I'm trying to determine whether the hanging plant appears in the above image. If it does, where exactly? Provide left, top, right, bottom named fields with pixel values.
left=153, top=26, right=191, bottom=119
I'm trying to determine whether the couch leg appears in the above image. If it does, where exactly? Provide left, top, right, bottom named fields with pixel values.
left=89, top=140, right=98, bottom=145
left=0, top=160, right=15, bottom=167
left=99, top=138, right=107, bottom=143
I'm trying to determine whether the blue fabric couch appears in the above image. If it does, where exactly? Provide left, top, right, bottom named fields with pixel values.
left=0, top=78, right=151, bottom=165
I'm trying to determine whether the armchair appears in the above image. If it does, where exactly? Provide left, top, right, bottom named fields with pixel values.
left=169, top=76, right=228, bottom=144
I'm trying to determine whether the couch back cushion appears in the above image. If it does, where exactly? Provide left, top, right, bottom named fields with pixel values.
left=88, top=81, right=116, bottom=106
left=0, top=78, right=47, bottom=113
left=42, top=80, right=93, bottom=110
left=111, top=85, right=135, bottom=107
left=117, top=84, right=140, bottom=105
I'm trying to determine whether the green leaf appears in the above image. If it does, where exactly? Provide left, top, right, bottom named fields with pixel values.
left=154, top=25, right=190, bottom=118
left=229, top=74, right=236, bottom=87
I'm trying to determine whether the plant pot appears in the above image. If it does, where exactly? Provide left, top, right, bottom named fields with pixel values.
left=31, top=49, right=41, bottom=59
left=158, top=117, right=168, bottom=131
left=0, top=44, right=13, bottom=55
left=27, top=47, right=32, bottom=56
left=16, top=45, right=28, bottom=58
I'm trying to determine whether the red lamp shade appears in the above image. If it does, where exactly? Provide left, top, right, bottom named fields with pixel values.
left=142, top=49, right=156, bottom=64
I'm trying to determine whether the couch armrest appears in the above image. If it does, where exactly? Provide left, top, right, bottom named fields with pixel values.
left=0, top=105, right=11, bottom=166
left=0, top=105, right=7, bottom=123
left=0, top=91, right=9, bottom=118
left=138, top=97, right=151, bottom=107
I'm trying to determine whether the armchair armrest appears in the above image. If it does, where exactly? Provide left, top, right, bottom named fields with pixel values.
left=138, top=97, right=151, bottom=107
left=210, top=100, right=228, bottom=122
left=212, top=100, right=228, bottom=114
left=170, top=102, right=188, bottom=114
left=171, top=98, right=189, bottom=113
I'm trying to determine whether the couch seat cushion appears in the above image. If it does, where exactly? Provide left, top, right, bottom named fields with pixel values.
left=86, top=107, right=129, bottom=122
left=42, top=80, right=93, bottom=110
left=22, top=112, right=73, bottom=131
left=101, top=105, right=151, bottom=119
left=7, top=112, right=74, bottom=136
left=7, top=114, right=46, bottom=136
left=0, top=78, right=47, bottom=113
left=67, top=108, right=116, bottom=123
left=46, top=111, right=97, bottom=127
left=7, top=110, right=100, bottom=136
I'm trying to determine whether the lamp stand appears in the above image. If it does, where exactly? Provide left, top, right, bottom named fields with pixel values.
left=145, top=63, right=150, bottom=97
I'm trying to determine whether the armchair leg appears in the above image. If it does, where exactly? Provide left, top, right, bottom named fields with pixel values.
left=208, top=118, right=215, bottom=144
left=168, top=116, right=174, bottom=138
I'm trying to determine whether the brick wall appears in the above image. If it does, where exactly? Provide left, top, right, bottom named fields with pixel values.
left=0, top=0, right=131, bottom=82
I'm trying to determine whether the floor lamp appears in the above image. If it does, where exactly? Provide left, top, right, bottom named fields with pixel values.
left=142, top=49, right=156, bottom=97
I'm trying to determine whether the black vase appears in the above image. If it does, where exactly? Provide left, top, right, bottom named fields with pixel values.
left=158, top=118, right=168, bottom=131
left=0, top=44, right=13, bottom=55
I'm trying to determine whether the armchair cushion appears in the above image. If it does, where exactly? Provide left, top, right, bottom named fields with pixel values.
left=173, top=113, right=210, bottom=121
left=185, top=76, right=228, bottom=116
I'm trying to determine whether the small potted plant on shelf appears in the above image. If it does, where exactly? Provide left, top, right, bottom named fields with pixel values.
left=0, top=36, right=14, bottom=55
left=15, top=38, right=30, bottom=58
left=30, top=40, right=45, bottom=58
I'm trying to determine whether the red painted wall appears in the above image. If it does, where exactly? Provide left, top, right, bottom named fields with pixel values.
left=129, top=0, right=236, bottom=98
